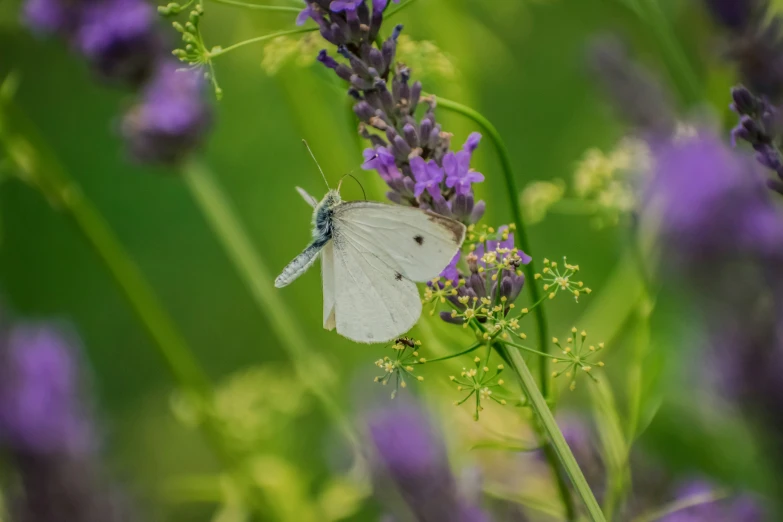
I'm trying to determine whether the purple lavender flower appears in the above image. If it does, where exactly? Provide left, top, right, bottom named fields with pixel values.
left=0, top=325, right=92, bottom=456
left=75, top=0, right=159, bottom=85
left=368, top=401, right=490, bottom=522
left=411, top=156, right=445, bottom=199
left=729, top=84, right=783, bottom=193
left=121, top=61, right=212, bottom=165
left=307, top=0, right=486, bottom=224
left=644, top=131, right=783, bottom=267
left=444, top=133, right=485, bottom=195
left=659, top=482, right=765, bottom=522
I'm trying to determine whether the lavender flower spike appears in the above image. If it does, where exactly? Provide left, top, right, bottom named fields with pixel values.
left=411, top=156, right=445, bottom=199
left=121, top=60, right=212, bottom=165
left=75, top=0, right=159, bottom=85
left=368, top=401, right=491, bottom=522
left=0, top=325, right=92, bottom=456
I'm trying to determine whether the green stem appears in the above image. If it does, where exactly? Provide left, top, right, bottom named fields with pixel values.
left=635, top=0, right=701, bottom=104
left=421, top=341, right=482, bottom=363
left=209, top=27, right=316, bottom=59
left=631, top=490, right=731, bottom=522
left=502, top=343, right=607, bottom=521
left=207, top=0, right=416, bottom=59
left=182, top=160, right=359, bottom=451
left=0, top=102, right=270, bottom=515
left=207, top=0, right=301, bottom=11
left=434, top=95, right=550, bottom=397
left=504, top=340, right=566, bottom=361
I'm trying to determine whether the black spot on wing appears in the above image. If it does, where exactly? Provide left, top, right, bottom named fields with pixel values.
left=395, top=272, right=403, bottom=281
left=414, top=235, right=424, bottom=245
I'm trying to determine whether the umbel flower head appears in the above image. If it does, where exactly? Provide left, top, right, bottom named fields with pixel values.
left=550, top=327, right=604, bottom=391
left=427, top=225, right=530, bottom=326
left=299, top=0, right=486, bottom=224
left=449, top=357, right=507, bottom=421
left=373, top=337, right=425, bottom=398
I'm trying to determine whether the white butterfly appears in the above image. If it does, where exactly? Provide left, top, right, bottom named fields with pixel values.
left=275, top=187, right=466, bottom=344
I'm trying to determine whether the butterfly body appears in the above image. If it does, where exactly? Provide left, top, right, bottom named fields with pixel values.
left=276, top=188, right=466, bottom=344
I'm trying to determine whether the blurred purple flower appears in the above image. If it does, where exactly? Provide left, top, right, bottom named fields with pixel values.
left=330, top=0, right=363, bottom=12
left=368, top=401, right=490, bottom=522
left=22, top=0, right=78, bottom=35
left=659, top=482, right=765, bottom=522
left=703, top=0, right=783, bottom=102
left=75, top=0, right=159, bottom=85
left=702, top=0, right=762, bottom=32
left=588, top=36, right=675, bottom=138
left=121, top=61, right=212, bottom=165
left=645, top=131, right=783, bottom=267
left=0, top=325, right=92, bottom=456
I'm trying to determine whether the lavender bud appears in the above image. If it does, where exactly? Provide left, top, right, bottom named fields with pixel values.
left=410, top=80, right=422, bottom=113
left=354, top=101, right=375, bottom=122
left=403, top=123, right=419, bottom=148
left=731, top=85, right=759, bottom=116
left=392, top=135, right=412, bottom=159
left=338, top=45, right=373, bottom=78
left=376, top=80, right=397, bottom=119
left=368, top=47, right=386, bottom=73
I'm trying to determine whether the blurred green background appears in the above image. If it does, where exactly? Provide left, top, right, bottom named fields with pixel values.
left=0, top=0, right=772, bottom=520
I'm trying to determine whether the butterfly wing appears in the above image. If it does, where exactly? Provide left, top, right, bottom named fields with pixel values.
left=331, top=230, right=422, bottom=343
left=322, top=241, right=336, bottom=330
left=333, top=202, right=466, bottom=282
left=327, top=202, right=466, bottom=343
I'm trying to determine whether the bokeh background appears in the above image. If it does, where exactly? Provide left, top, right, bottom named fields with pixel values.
left=0, top=0, right=776, bottom=520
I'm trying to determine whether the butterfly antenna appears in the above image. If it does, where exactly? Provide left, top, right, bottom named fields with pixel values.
left=302, top=139, right=329, bottom=189
left=337, top=173, right=367, bottom=201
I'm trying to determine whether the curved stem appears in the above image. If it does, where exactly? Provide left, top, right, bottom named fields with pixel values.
left=182, top=160, right=360, bottom=452
left=421, top=341, right=482, bottom=363
left=207, top=0, right=300, bottom=10
left=209, top=27, right=316, bottom=59
left=208, top=0, right=416, bottom=59
left=434, top=95, right=551, bottom=397
left=501, top=342, right=606, bottom=521
left=631, top=490, right=731, bottom=522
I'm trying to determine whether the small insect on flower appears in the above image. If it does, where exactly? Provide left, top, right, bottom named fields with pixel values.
left=450, top=356, right=507, bottom=421
left=373, top=337, right=425, bottom=398
left=550, top=328, right=605, bottom=391
left=537, top=256, right=591, bottom=302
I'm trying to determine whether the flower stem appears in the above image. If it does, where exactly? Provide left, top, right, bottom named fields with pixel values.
left=209, top=27, right=316, bottom=59
left=434, top=95, right=551, bottom=396
left=206, top=0, right=301, bottom=11
left=0, top=102, right=276, bottom=518
left=182, top=159, right=359, bottom=451
left=502, top=342, right=607, bottom=521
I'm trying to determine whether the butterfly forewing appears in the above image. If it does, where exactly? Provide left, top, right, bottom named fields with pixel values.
left=332, top=202, right=466, bottom=282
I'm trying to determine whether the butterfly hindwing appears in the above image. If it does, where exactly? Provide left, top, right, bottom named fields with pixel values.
left=322, top=241, right=336, bottom=330
left=331, top=229, right=422, bottom=344
left=332, top=202, right=466, bottom=283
